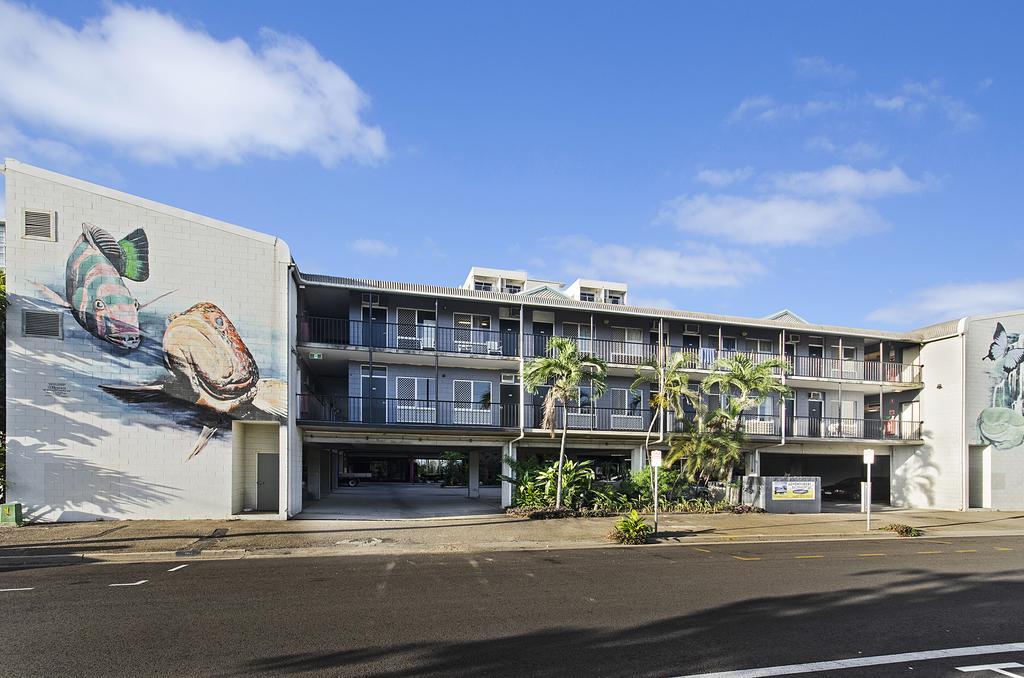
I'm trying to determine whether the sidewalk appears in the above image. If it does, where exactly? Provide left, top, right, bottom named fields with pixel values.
left=2, top=509, right=1024, bottom=565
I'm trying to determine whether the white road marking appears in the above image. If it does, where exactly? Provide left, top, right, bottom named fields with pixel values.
left=108, top=580, right=148, bottom=587
left=385, top=561, right=396, bottom=572
left=1, top=587, right=35, bottom=592
left=167, top=564, right=189, bottom=572
left=468, top=559, right=479, bottom=568
left=672, top=642, right=1024, bottom=677
left=958, top=663, right=1024, bottom=676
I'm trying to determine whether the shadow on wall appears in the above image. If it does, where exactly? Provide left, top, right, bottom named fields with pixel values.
left=13, top=448, right=178, bottom=522
left=234, top=566, right=1024, bottom=677
left=892, top=425, right=939, bottom=508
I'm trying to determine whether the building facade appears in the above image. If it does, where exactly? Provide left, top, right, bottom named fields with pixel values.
left=2, top=159, right=1021, bottom=520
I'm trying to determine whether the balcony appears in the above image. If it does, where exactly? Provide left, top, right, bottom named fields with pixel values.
left=666, top=412, right=922, bottom=441
left=300, top=317, right=518, bottom=357
left=298, top=395, right=518, bottom=428
left=524, top=335, right=657, bottom=365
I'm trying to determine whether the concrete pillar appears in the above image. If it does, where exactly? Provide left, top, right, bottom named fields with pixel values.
left=746, top=449, right=761, bottom=476
left=468, top=450, right=481, bottom=498
left=501, top=442, right=517, bottom=507
left=330, top=452, right=339, bottom=492
left=631, top=447, right=645, bottom=474
left=307, top=448, right=321, bottom=501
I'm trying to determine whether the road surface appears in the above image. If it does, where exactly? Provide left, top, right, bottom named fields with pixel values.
left=2, top=535, right=1023, bottom=677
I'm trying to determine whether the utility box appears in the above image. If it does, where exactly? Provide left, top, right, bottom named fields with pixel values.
left=742, top=476, right=821, bottom=513
left=1, top=502, right=23, bottom=526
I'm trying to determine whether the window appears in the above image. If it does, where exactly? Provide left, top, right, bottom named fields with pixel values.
left=396, top=376, right=432, bottom=402
left=579, top=291, right=596, bottom=302
left=397, top=308, right=436, bottom=349
left=606, top=293, right=623, bottom=305
left=473, top=281, right=493, bottom=291
left=722, top=336, right=737, bottom=351
left=504, top=284, right=522, bottom=294
left=754, top=338, right=773, bottom=354
left=562, top=322, right=592, bottom=353
left=453, top=313, right=492, bottom=349
left=453, top=380, right=492, bottom=410
left=611, top=388, right=642, bottom=416
left=570, top=384, right=593, bottom=414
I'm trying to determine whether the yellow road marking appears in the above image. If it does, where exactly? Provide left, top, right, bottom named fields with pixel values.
left=692, top=547, right=711, bottom=553
left=917, top=550, right=942, bottom=555
left=731, top=555, right=761, bottom=561
left=956, top=549, right=977, bottom=553
left=795, top=555, right=824, bottom=559
left=996, top=547, right=1013, bottom=551
left=859, top=553, right=885, bottom=557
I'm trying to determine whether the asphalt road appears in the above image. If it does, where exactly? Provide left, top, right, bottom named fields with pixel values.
left=2, top=536, right=1024, bottom=677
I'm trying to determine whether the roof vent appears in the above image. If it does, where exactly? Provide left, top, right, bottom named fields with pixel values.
left=24, top=210, right=56, bottom=240
left=23, top=310, right=63, bottom=338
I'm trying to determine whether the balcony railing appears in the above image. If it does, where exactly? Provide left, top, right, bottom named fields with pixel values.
left=524, top=335, right=658, bottom=366
left=666, top=412, right=921, bottom=441
left=300, top=318, right=519, bottom=357
left=300, top=317, right=921, bottom=384
left=524, top=404, right=654, bottom=433
left=297, top=395, right=518, bottom=427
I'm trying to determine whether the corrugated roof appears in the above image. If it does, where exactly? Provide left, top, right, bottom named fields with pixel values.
left=298, top=271, right=925, bottom=342
left=914, top=318, right=964, bottom=341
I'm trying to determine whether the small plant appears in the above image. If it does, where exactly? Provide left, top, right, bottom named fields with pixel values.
left=880, top=523, right=923, bottom=537
left=609, top=510, right=653, bottom=545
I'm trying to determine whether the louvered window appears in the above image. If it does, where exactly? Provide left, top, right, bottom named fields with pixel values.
left=23, top=310, right=63, bottom=338
left=23, top=210, right=56, bottom=240
left=453, top=380, right=491, bottom=410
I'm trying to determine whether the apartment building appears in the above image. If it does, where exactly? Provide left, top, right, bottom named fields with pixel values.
left=3, top=159, right=1021, bottom=520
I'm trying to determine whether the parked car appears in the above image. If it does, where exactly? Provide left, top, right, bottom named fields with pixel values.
left=822, top=477, right=889, bottom=501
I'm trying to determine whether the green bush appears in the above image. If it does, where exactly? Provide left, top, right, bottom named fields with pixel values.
left=610, top=510, right=653, bottom=545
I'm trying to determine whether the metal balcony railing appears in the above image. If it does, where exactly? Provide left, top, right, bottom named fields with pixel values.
left=788, top=356, right=922, bottom=384
left=297, top=394, right=519, bottom=427
left=524, top=404, right=654, bottom=433
left=524, top=335, right=657, bottom=365
left=299, top=318, right=519, bottom=357
left=663, top=412, right=922, bottom=441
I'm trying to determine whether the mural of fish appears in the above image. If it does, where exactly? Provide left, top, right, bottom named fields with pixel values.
left=35, top=223, right=151, bottom=349
left=100, top=301, right=287, bottom=420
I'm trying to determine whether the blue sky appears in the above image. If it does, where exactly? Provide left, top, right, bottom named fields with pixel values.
left=1, top=1, right=1021, bottom=330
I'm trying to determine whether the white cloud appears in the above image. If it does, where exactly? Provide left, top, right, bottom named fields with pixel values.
left=350, top=239, right=397, bottom=257
left=805, top=136, right=884, bottom=161
left=568, top=241, right=763, bottom=289
left=728, top=96, right=840, bottom=123
left=695, top=167, right=753, bottom=187
left=0, top=1, right=386, bottom=166
left=978, top=77, right=994, bottom=92
left=870, top=81, right=978, bottom=130
left=794, top=56, right=856, bottom=81
left=658, top=193, right=886, bottom=246
left=868, top=280, right=1024, bottom=326
left=768, top=165, right=926, bottom=198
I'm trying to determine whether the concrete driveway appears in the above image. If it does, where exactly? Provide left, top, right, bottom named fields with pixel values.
left=298, top=483, right=503, bottom=520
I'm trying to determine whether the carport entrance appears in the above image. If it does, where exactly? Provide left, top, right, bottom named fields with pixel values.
left=300, top=442, right=504, bottom=519
left=759, top=452, right=891, bottom=509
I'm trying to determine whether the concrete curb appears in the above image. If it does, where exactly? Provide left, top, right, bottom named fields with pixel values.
left=2, top=530, right=1022, bottom=566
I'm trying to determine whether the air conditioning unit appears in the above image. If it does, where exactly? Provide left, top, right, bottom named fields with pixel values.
left=787, top=334, right=801, bottom=343
left=684, top=323, right=700, bottom=335
left=499, top=307, right=522, bottom=320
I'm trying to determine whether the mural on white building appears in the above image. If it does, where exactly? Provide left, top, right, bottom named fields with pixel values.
left=978, top=322, right=1024, bottom=449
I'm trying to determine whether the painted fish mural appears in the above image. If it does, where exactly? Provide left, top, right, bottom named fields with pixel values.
left=36, top=223, right=151, bottom=349
left=100, top=301, right=287, bottom=420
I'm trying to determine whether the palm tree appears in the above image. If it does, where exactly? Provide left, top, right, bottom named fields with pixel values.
left=523, top=336, right=607, bottom=509
left=632, top=351, right=704, bottom=491
left=667, top=411, right=743, bottom=483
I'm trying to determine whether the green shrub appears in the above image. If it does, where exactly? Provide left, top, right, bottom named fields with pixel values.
left=881, top=523, right=923, bottom=537
left=610, top=510, right=653, bottom=545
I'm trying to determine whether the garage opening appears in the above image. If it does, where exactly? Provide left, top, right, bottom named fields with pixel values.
left=759, top=452, right=892, bottom=511
left=299, top=443, right=504, bottom=519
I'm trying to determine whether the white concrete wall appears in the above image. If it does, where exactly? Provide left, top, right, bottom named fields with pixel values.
left=894, top=332, right=965, bottom=509
left=4, top=159, right=293, bottom=520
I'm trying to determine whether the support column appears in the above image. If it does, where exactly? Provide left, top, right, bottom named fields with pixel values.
left=307, top=448, right=320, bottom=501
left=330, top=452, right=339, bottom=492
left=501, top=442, right=517, bottom=507
left=468, top=450, right=480, bottom=498
left=631, top=447, right=645, bottom=473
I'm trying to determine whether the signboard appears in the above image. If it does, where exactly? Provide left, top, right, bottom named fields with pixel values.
left=650, top=450, right=662, bottom=468
left=863, top=449, right=875, bottom=465
left=308, top=352, right=323, bottom=360
left=771, top=480, right=816, bottom=501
